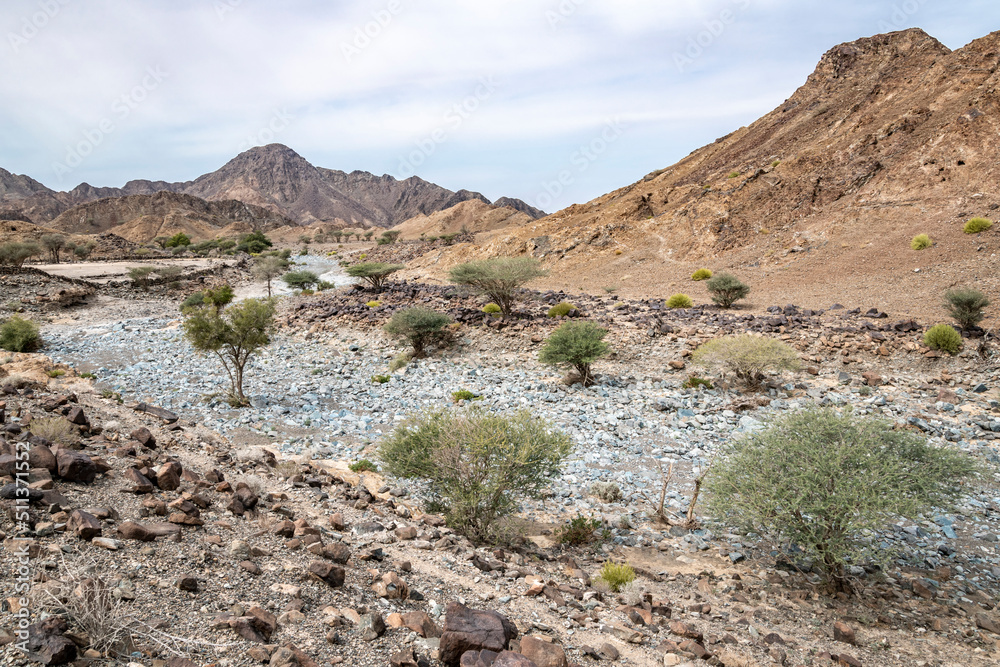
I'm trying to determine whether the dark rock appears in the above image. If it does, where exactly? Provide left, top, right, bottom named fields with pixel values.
left=55, top=450, right=98, bottom=483
left=130, top=427, right=156, bottom=447
left=307, top=561, right=345, bottom=587
left=440, top=602, right=519, bottom=666
left=117, top=521, right=156, bottom=542
left=359, top=612, right=386, bottom=641
left=66, top=510, right=102, bottom=540
left=28, top=445, right=57, bottom=473
left=65, top=406, right=89, bottom=427
left=176, top=576, right=200, bottom=592
left=124, top=467, right=154, bottom=494
left=0, top=483, right=44, bottom=503
left=155, top=461, right=182, bottom=491
left=25, top=617, right=77, bottom=666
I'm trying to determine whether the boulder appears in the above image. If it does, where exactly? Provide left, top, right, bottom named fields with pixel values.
left=358, top=612, right=386, bottom=641
left=28, top=445, right=57, bottom=473
left=440, top=602, right=519, bottom=666
left=155, top=461, right=182, bottom=491
left=124, top=468, right=154, bottom=494
left=55, top=450, right=98, bottom=483
left=519, top=636, right=566, bottom=667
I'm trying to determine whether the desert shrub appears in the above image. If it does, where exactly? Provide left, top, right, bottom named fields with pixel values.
left=964, top=217, right=993, bottom=234
left=156, top=266, right=184, bottom=281
left=539, top=321, right=611, bottom=386
left=0, top=241, right=41, bottom=267
left=366, top=300, right=381, bottom=308
left=165, top=232, right=191, bottom=248
left=547, top=302, right=577, bottom=318
left=482, top=303, right=502, bottom=316
left=556, top=515, right=602, bottom=546
left=728, top=171, right=740, bottom=178
left=705, top=272, right=750, bottom=308
left=236, top=231, right=273, bottom=254
left=127, top=266, right=154, bottom=290
left=378, top=230, right=401, bottom=245
left=252, top=255, right=289, bottom=297
left=944, top=287, right=990, bottom=331
left=371, top=374, right=391, bottom=384
left=281, top=270, right=319, bottom=290
left=596, top=561, right=635, bottom=592
left=691, top=268, right=713, bottom=281
left=924, top=324, right=962, bottom=354
left=30, top=417, right=77, bottom=447
left=451, top=389, right=479, bottom=403
left=666, top=294, right=693, bottom=309
left=349, top=459, right=379, bottom=473
left=448, top=257, right=548, bottom=317
left=682, top=376, right=714, bottom=390
left=692, top=334, right=799, bottom=389
left=47, top=369, right=65, bottom=378
left=379, top=408, right=571, bottom=543
left=389, top=353, right=411, bottom=372
left=316, top=280, right=335, bottom=291
left=707, top=408, right=983, bottom=591
left=0, top=315, right=41, bottom=352
left=383, top=307, right=453, bottom=357
left=346, top=262, right=405, bottom=290
left=589, top=481, right=623, bottom=503
left=910, top=234, right=933, bottom=250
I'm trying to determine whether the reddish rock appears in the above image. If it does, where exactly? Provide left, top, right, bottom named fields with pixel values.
left=130, top=427, right=156, bottom=447
left=519, top=636, right=566, bottom=667
left=65, top=406, right=89, bottom=427
left=323, top=542, right=351, bottom=564
left=834, top=621, right=856, bottom=645
left=440, top=602, right=519, bottom=667
left=307, top=561, right=345, bottom=587
left=155, top=461, right=182, bottom=491
left=28, top=445, right=57, bottom=473
left=402, top=611, right=441, bottom=638
left=975, top=612, right=1000, bottom=635
left=329, top=512, right=346, bottom=530
left=373, top=572, right=409, bottom=600
left=117, top=521, right=156, bottom=542
left=55, top=450, right=98, bottom=483
left=390, top=648, right=420, bottom=667
left=66, top=510, right=102, bottom=540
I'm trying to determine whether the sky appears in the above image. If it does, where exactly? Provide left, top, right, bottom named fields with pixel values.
left=1, top=0, right=997, bottom=213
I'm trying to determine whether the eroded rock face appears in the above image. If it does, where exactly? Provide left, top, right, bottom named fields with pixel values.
left=439, top=603, right=519, bottom=667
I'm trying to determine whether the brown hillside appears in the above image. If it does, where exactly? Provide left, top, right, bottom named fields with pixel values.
left=390, top=199, right=534, bottom=240
left=403, top=29, right=1000, bottom=322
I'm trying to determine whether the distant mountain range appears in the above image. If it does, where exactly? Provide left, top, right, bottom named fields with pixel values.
left=0, top=143, right=546, bottom=229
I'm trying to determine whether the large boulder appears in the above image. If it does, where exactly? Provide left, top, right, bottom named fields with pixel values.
left=440, top=603, right=519, bottom=666
left=55, top=450, right=98, bottom=483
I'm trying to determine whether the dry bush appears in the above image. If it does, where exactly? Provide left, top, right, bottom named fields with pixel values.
left=30, top=417, right=79, bottom=447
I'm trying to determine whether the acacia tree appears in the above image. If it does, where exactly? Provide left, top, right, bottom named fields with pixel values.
left=182, top=297, right=276, bottom=407
left=346, top=262, right=404, bottom=290
left=0, top=242, right=41, bottom=267
left=449, top=257, right=548, bottom=317
left=253, top=255, right=288, bottom=297
left=40, top=234, right=66, bottom=263
left=539, top=320, right=611, bottom=386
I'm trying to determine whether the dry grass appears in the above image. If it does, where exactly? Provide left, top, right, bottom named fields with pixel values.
left=29, top=416, right=79, bottom=447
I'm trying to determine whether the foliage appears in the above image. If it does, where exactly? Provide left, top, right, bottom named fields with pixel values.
left=451, top=389, right=479, bottom=402
left=682, top=376, right=714, bottom=390
left=924, top=324, right=962, bottom=354
left=379, top=407, right=571, bottom=543
left=165, top=232, right=191, bottom=248
left=538, top=320, right=610, bottom=386
left=0, top=241, right=41, bottom=267
left=127, top=266, right=155, bottom=290
left=282, top=270, right=319, bottom=290
left=346, top=262, right=404, bottom=290
left=377, top=230, right=401, bottom=245
left=30, top=416, right=77, bottom=447
left=156, top=266, right=184, bottom=281
left=350, top=459, right=379, bottom=473
left=707, top=408, right=983, bottom=591
left=0, top=315, right=41, bottom=352
left=482, top=303, right=501, bottom=316
left=589, top=481, right=623, bottom=503
left=666, top=294, right=693, bottom=308
left=448, top=257, right=548, bottom=317
left=944, top=287, right=990, bottom=331
left=556, top=515, right=602, bottom=546
left=366, top=300, right=381, bottom=308
left=182, top=297, right=276, bottom=406
left=47, top=369, right=65, bottom=378
left=705, top=272, right=750, bottom=308
left=596, top=562, right=635, bottom=592
left=547, top=302, right=577, bottom=318
left=964, top=217, right=993, bottom=234
left=692, top=334, right=799, bottom=390
left=910, top=234, right=933, bottom=250
left=252, top=255, right=289, bottom=297
left=389, top=353, right=411, bottom=372
left=237, top=231, right=273, bottom=254
left=384, top=307, right=453, bottom=357
left=691, top=268, right=713, bottom=281
left=40, top=234, right=66, bottom=263
left=371, top=374, right=391, bottom=384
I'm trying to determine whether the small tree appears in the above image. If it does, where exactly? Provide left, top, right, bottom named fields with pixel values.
left=705, top=272, right=750, bottom=308
left=346, top=262, right=404, bottom=290
left=298, top=234, right=312, bottom=246
left=281, top=270, right=319, bottom=290
left=253, top=255, right=289, bottom=297
left=0, top=242, right=41, bottom=268
left=165, top=232, right=191, bottom=248
left=539, top=321, right=610, bottom=386
left=379, top=408, right=571, bottom=543
left=0, top=315, right=42, bottom=352
left=40, top=234, right=66, bottom=263
left=384, top=307, right=452, bottom=358
left=332, top=231, right=344, bottom=243
left=237, top=231, right=273, bottom=254
left=708, top=408, right=983, bottom=592
left=448, top=257, right=548, bottom=318
left=692, top=334, right=799, bottom=390
left=182, top=297, right=276, bottom=406
left=379, top=230, right=401, bottom=245
left=944, top=287, right=990, bottom=331
left=127, top=266, right=155, bottom=290
left=363, top=230, right=375, bottom=241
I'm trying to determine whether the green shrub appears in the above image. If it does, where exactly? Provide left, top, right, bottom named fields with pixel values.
left=237, top=231, right=273, bottom=254
left=705, top=272, right=750, bottom=308
left=682, top=376, right=714, bottom=390
left=589, top=481, right=623, bottom=503
left=378, top=408, right=571, bottom=543
left=389, top=353, right=411, bottom=372
left=0, top=315, right=41, bottom=352
left=47, top=369, right=65, bottom=378
left=316, top=280, right=335, bottom=291
left=180, top=292, right=205, bottom=311
left=944, top=287, right=990, bottom=331
left=910, top=234, right=933, bottom=250
left=128, top=266, right=155, bottom=290
left=448, top=257, right=548, bottom=318
left=79, top=372, right=96, bottom=380
left=451, top=389, right=479, bottom=403
left=692, top=334, right=799, bottom=389
left=366, top=300, right=381, bottom=308
left=547, top=302, right=577, bottom=318
left=539, top=321, right=611, bottom=386
left=349, top=459, right=379, bottom=473
left=0, top=242, right=41, bottom=268
left=728, top=171, right=740, bottom=179
left=346, top=262, right=405, bottom=290
left=282, top=270, right=319, bottom=290
left=964, top=217, right=993, bottom=234
left=482, top=303, right=502, bottom=316
left=371, top=374, right=391, bottom=384
left=165, top=232, right=191, bottom=248
left=691, top=269, right=713, bottom=281
left=708, top=408, right=983, bottom=592
left=596, top=562, right=635, bottom=592
left=924, top=324, right=962, bottom=354
left=556, top=515, right=602, bottom=546
left=383, top=307, right=453, bottom=358
left=666, top=294, right=693, bottom=309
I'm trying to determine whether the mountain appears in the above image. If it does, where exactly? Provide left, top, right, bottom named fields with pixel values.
left=391, top=199, right=536, bottom=240
left=404, top=29, right=1000, bottom=314
left=492, top=197, right=546, bottom=219
left=0, top=144, right=545, bottom=229
left=48, top=191, right=293, bottom=244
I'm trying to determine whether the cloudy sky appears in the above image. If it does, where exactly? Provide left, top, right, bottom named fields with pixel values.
left=2, top=0, right=996, bottom=212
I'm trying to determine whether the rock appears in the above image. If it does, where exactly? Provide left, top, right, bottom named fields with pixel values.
left=235, top=486, right=259, bottom=510
left=116, top=521, right=156, bottom=542
left=231, top=606, right=278, bottom=643
left=55, top=450, right=98, bottom=483
left=519, top=636, right=566, bottom=667
left=861, top=372, right=882, bottom=387
left=307, top=561, right=345, bottom=587
left=668, top=621, right=703, bottom=642
left=390, top=648, right=421, bottom=667
left=124, top=467, right=154, bottom=494
left=402, top=611, right=442, bottom=638
left=493, top=653, right=538, bottom=667
left=440, top=602, right=519, bottom=666
left=66, top=510, right=102, bottom=540
left=92, top=537, right=120, bottom=550
left=241, top=560, right=262, bottom=575
left=833, top=621, right=856, bottom=645
left=176, top=576, right=199, bottom=592
left=358, top=612, right=386, bottom=641
left=836, top=654, right=862, bottom=667
left=329, top=512, right=346, bottom=530
left=65, top=405, right=89, bottom=427
left=25, top=617, right=77, bottom=666
left=155, top=461, right=182, bottom=491
left=130, top=427, right=156, bottom=447
left=28, top=445, right=57, bottom=472
left=373, top=571, right=409, bottom=599
left=323, top=542, right=351, bottom=564
left=975, top=612, right=1000, bottom=634
left=596, top=643, right=619, bottom=660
